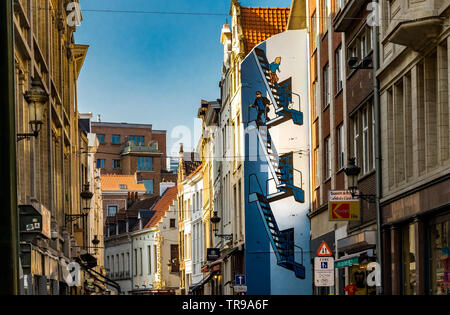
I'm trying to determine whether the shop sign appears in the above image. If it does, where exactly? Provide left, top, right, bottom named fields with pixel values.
left=314, top=257, right=334, bottom=287
left=328, top=190, right=360, bottom=221
left=334, top=257, right=358, bottom=268
left=207, top=248, right=220, bottom=261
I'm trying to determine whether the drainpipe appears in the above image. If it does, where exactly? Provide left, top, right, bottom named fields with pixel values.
left=0, top=0, right=19, bottom=295
left=372, top=0, right=383, bottom=295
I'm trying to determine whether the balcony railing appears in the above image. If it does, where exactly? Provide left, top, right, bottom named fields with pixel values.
left=121, top=140, right=160, bottom=155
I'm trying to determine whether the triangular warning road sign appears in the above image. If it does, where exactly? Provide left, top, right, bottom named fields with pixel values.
left=316, top=241, right=333, bottom=257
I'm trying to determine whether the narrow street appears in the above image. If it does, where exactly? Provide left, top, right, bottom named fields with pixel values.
left=0, top=0, right=449, bottom=299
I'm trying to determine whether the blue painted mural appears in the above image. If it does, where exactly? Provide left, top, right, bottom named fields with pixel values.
left=241, top=30, right=312, bottom=294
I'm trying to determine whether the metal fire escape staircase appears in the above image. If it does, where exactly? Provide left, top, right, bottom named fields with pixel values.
left=252, top=47, right=303, bottom=127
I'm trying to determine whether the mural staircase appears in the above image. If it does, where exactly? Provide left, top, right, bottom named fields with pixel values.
left=249, top=176, right=306, bottom=279
left=248, top=120, right=305, bottom=203
left=252, top=47, right=303, bottom=127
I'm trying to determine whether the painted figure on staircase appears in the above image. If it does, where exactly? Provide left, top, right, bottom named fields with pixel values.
left=268, top=57, right=282, bottom=86
left=249, top=91, right=271, bottom=126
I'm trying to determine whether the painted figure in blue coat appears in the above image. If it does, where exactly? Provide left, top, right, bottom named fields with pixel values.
left=249, top=91, right=271, bottom=126
left=269, top=57, right=282, bottom=86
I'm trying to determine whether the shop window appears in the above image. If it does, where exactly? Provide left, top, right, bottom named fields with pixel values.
left=430, top=216, right=450, bottom=295
left=402, top=224, right=417, bottom=295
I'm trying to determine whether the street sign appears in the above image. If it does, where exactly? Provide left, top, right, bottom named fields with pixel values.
left=328, top=190, right=360, bottom=221
left=314, top=257, right=335, bottom=287
left=234, top=285, right=247, bottom=292
left=235, top=274, right=246, bottom=286
left=316, top=241, right=333, bottom=257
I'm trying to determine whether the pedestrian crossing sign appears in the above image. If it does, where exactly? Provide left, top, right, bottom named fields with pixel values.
left=316, top=241, right=333, bottom=257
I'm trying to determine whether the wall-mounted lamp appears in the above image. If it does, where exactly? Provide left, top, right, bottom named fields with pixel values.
left=344, top=158, right=376, bottom=203
left=210, top=211, right=233, bottom=242
left=17, top=81, right=48, bottom=141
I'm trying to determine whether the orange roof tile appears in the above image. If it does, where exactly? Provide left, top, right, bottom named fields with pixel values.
left=100, top=174, right=146, bottom=192
left=240, top=7, right=290, bottom=55
left=144, top=186, right=177, bottom=229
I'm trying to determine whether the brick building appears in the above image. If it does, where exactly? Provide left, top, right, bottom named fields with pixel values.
left=303, top=0, right=378, bottom=295
left=92, top=121, right=176, bottom=197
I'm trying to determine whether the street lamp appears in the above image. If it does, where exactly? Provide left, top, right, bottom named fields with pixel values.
left=344, top=158, right=376, bottom=203
left=17, top=80, right=48, bottom=141
left=210, top=211, right=233, bottom=242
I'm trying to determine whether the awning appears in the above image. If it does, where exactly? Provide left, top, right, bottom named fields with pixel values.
left=337, top=230, right=376, bottom=253
left=189, top=272, right=213, bottom=293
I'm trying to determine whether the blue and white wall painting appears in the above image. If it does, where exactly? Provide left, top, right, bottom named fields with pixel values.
left=241, top=29, right=312, bottom=294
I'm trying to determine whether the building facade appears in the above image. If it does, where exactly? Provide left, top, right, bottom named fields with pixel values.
left=92, top=121, right=175, bottom=198
left=13, top=0, right=97, bottom=295
left=377, top=0, right=450, bottom=295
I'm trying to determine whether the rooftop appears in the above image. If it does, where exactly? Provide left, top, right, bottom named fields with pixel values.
left=100, top=174, right=146, bottom=192
left=144, top=186, right=178, bottom=228
left=240, top=6, right=290, bottom=55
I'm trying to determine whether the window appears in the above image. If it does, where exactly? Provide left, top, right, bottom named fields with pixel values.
left=314, top=147, right=319, bottom=188
left=113, top=159, right=121, bottom=169
left=362, top=107, right=369, bottom=174
left=134, top=249, right=137, bottom=276
left=112, top=134, right=120, bottom=144
left=107, top=205, right=118, bottom=217
left=353, top=114, right=359, bottom=167
left=170, top=218, right=176, bottom=228
left=312, top=79, right=318, bottom=119
left=137, top=157, right=153, bottom=171
left=142, top=179, right=154, bottom=194
left=148, top=246, right=152, bottom=275
left=323, top=64, right=330, bottom=108
left=119, top=184, right=127, bottom=189
left=335, top=0, right=343, bottom=11
left=170, top=244, right=179, bottom=272
left=402, top=224, right=416, bottom=295
left=153, top=245, right=157, bottom=274
left=337, top=124, right=344, bottom=170
left=96, top=159, right=105, bottom=169
left=129, top=136, right=144, bottom=145
left=325, top=136, right=331, bottom=180
left=97, top=134, right=105, bottom=144
left=335, top=46, right=343, bottom=92
left=430, top=216, right=450, bottom=295
left=352, top=101, right=375, bottom=176
left=311, top=11, right=317, bottom=49
left=321, top=0, right=329, bottom=32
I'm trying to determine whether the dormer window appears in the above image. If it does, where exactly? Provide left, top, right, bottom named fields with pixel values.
left=119, top=184, right=127, bottom=189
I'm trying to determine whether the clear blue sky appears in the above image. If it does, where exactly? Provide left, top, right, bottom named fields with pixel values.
left=76, top=0, right=292, bottom=156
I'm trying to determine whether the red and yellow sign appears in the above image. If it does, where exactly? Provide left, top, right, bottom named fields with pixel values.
left=328, top=190, right=360, bottom=221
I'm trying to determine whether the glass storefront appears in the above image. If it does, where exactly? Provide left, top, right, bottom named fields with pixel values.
left=402, top=224, right=417, bottom=295
left=429, top=214, right=450, bottom=295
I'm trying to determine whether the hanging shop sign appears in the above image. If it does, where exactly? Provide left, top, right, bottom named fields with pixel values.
left=328, top=190, right=360, bottom=221
left=207, top=248, right=220, bottom=261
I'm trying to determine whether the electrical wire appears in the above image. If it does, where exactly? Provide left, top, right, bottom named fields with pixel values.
left=34, top=5, right=449, bottom=26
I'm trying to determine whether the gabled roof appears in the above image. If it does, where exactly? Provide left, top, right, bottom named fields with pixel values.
left=144, top=186, right=177, bottom=229
left=100, top=174, right=146, bottom=192
left=240, top=6, right=290, bottom=55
